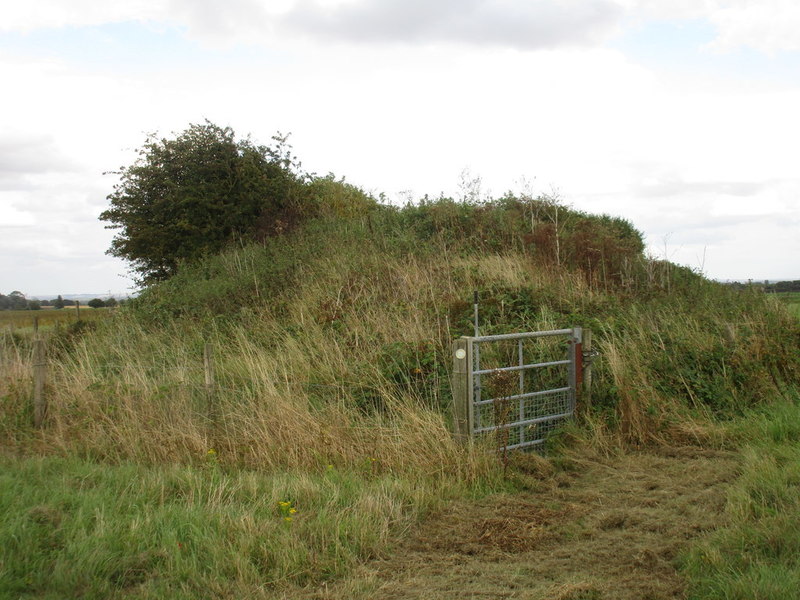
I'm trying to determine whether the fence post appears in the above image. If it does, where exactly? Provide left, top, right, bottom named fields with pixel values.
left=452, top=337, right=472, bottom=441
left=33, top=338, right=47, bottom=428
left=723, top=322, right=736, bottom=345
left=203, top=343, right=216, bottom=416
left=581, top=329, right=593, bottom=411
left=75, top=301, right=81, bottom=319
left=569, top=327, right=582, bottom=413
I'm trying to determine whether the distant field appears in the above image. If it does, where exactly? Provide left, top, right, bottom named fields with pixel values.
left=0, top=307, right=110, bottom=331
left=776, top=292, right=800, bottom=318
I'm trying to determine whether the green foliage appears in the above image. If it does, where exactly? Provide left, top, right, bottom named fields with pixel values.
left=765, top=280, right=800, bottom=293
left=304, top=174, right=376, bottom=219
left=682, top=398, right=800, bottom=599
left=100, top=122, right=304, bottom=284
left=0, top=291, right=31, bottom=310
left=121, top=190, right=800, bottom=435
left=37, top=320, right=100, bottom=363
left=87, top=298, right=105, bottom=309
left=128, top=233, right=311, bottom=322
left=377, top=340, right=450, bottom=410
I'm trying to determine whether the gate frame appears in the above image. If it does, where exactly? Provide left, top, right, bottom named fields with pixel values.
left=452, top=327, right=583, bottom=450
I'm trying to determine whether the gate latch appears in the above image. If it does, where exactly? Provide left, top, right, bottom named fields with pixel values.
left=582, top=348, right=600, bottom=364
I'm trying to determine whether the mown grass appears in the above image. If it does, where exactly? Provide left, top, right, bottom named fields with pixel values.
left=0, top=454, right=490, bottom=599
left=682, top=397, right=800, bottom=599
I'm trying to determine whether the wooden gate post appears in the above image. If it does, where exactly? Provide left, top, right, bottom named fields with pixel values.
left=33, top=338, right=47, bottom=428
left=581, top=329, right=593, bottom=411
left=452, top=337, right=472, bottom=441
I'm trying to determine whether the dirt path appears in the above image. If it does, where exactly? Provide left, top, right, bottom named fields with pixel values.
left=298, top=448, right=739, bottom=600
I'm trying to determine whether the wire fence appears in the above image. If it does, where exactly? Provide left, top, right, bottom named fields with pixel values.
left=6, top=336, right=454, bottom=429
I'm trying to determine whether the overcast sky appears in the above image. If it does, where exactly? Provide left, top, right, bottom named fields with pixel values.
left=2, top=0, right=799, bottom=296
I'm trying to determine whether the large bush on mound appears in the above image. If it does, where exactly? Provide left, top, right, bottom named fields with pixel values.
left=100, top=122, right=305, bottom=284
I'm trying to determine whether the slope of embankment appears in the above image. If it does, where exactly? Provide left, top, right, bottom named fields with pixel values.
left=2, top=190, right=799, bottom=598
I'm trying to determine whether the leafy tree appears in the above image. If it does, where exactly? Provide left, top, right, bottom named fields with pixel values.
left=53, top=295, right=65, bottom=309
left=8, top=291, right=27, bottom=310
left=105, top=297, right=118, bottom=308
left=28, top=300, right=42, bottom=310
left=100, top=121, right=304, bottom=284
left=87, top=298, right=105, bottom=309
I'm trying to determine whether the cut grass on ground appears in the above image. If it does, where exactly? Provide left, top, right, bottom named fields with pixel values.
left=290, top=448, right=740, bottom=600
left=291, top=401, right=800, bottom=600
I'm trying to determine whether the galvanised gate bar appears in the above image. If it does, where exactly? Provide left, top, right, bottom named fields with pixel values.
left=452, top=328, right=583, bottom=451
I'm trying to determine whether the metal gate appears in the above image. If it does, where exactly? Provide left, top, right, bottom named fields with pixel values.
left=452, top=328, right=583, bottom=451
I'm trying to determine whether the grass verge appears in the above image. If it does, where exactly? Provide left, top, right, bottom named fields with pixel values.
left=0, top=454, right=492, bottom=599
left=682, top=398, right=800, bottom=599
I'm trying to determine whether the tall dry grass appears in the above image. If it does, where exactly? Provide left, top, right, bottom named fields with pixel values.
left=2, top=213, right=798, bottom=467
left=1, top=247, right=537, bottom=478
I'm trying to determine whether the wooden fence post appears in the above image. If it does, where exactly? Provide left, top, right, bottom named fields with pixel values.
left=452, top=337, right=472, bottom=441
left=33, top=338, right=47, bottom=428
left=75, top=300, right=81, bottom=319
left=203, top=343, right=216, bottom=416
left=581, top=329, right=593, bottom=411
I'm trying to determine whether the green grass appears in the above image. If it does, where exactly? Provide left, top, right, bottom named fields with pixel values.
left=0, top=455, right=482, bottom=599
left=0, top=307, right=110, bottom=333
left=682, top=398, right=800, bottom=599
left=774, top=292, right=800, bottom=319
left=784, top=302, right=800, bottom=319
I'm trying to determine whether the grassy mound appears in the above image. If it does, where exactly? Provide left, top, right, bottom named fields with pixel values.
left=2, top=189, right=799, bottom=595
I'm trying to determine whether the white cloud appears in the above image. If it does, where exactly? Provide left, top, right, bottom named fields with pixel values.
left=0, top=132, right=79, bottom=190
left=706, top=0, right=800, bottom=54
left=279, top=0, right=624, bottom=49
left=0, top=0, right=626, bottom=50
left=625, top=0, right=800, bottom=55
left=0, top=0, right=162, bottom=32
left=5, top=0, right=800, bottom=56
